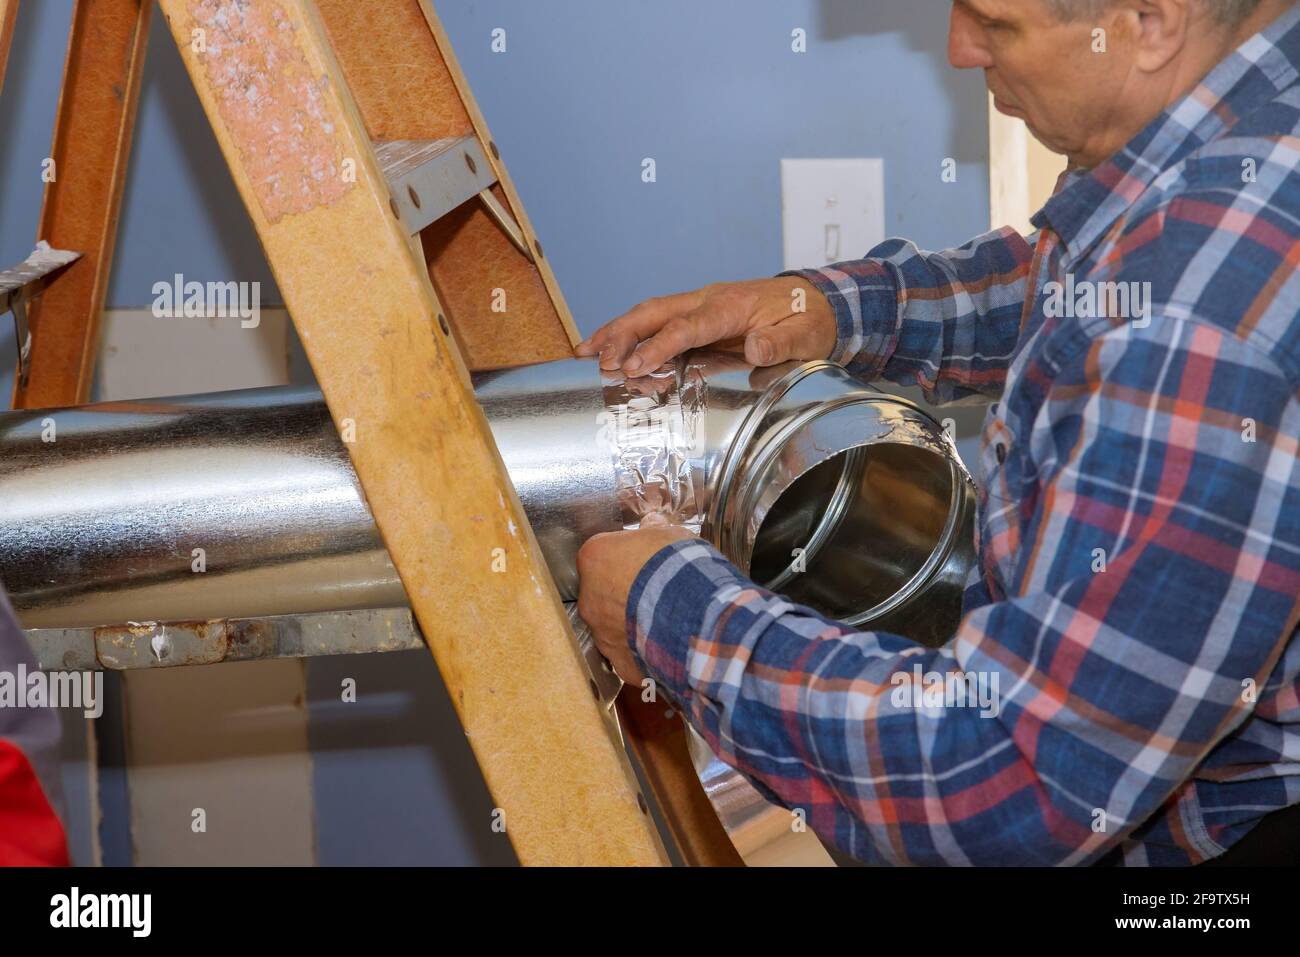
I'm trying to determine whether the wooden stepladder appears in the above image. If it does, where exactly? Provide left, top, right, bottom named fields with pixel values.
left=4, top=0, right=746, bottom=866
left=155, top=0, right=666, bottom=866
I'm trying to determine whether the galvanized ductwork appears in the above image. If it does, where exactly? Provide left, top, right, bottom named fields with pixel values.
left=0, top=351, right=974, bottom=639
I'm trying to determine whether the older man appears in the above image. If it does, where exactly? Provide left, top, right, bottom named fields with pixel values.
left=575, top=0, right=1300, bottom=865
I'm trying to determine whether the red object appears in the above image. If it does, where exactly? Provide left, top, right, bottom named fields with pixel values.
left=0, top=739, right=70, bottom=866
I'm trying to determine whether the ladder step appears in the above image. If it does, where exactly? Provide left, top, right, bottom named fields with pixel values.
left=0, top=242, right=81, bottom=311
left=376, top=136, right=497, bottom=235
left=1, top=242, right=81, bottom=389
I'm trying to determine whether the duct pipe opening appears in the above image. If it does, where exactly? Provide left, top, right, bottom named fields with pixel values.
left=692, top=359, right=975, bottom=642
left=748, top=443, right=960, bottom=624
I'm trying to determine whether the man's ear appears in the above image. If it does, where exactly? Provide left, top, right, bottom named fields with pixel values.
left=1116, top=0, right=1194, bottom=74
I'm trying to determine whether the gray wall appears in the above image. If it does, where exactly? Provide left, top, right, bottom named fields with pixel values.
left=1, top=0, right=991, bottom=865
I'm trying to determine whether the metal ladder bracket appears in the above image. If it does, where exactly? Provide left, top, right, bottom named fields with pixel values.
left=1, top=243, right=81, bottom=389
left=377, top=136, right=493, bottom=233
left=376, top=136, right=535, bottom=262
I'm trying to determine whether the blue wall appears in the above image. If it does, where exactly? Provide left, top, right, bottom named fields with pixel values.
left=1, top=0, right=991, bottom=865
left=0, top=0, right=69, bottom=279
left=436, top=0, right=988, bottom=325
left=2, top=1, right=988, bottom=327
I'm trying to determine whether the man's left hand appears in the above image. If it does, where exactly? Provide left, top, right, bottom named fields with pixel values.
left=576, top=518, right=696, bottom=685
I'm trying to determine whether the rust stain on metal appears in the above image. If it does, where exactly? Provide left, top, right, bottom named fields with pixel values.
left=225, top=618, right=275, bottom=660
left=188, top=0, right=352, bottom=223
left=93, top=619, right=229, bottom=669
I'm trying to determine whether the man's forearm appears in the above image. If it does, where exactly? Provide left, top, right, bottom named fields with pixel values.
left=626, top=538, right=1097, bottom=865
left=782, top=226, right=1037, bottom=404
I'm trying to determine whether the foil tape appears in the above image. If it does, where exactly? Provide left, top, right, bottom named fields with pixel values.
left=601, top=357, right=708, bottom=531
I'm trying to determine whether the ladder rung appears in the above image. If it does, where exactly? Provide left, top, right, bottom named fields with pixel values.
left=376, top=136, right=497, bottom=235
left=1, top=243, right=81, bottom=389
left=0, top=242, right=80, bottom=312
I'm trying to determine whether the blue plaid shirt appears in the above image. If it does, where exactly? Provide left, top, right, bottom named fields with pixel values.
left=627, top=5, right=1300, bottom=866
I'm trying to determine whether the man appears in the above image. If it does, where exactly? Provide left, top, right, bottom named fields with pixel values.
left=575, top=0, right=1300, bottom=865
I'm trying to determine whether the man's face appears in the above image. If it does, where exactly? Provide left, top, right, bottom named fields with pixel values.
left=950, top=0, right=1138, bottom=166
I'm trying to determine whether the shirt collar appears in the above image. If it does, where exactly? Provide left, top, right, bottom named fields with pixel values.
left=1032, top=2, right=1300, bottom=266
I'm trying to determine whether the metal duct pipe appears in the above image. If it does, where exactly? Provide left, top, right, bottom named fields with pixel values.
left=0, top=352, right=975, bottom=642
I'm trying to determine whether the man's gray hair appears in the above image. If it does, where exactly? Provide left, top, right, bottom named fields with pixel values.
left=1046, top=0, right=1267, bottom=24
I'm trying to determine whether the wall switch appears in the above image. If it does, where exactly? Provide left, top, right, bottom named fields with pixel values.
left=781, top=158, right=885, bottom=272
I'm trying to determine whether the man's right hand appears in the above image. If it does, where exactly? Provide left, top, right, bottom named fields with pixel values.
left=575, top=277, right=837, bottom=376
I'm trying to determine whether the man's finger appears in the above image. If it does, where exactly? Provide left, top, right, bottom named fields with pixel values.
left=576, top=291, right=701, bottom=368
left=744, top=312, right=836, bottom=366
left=622, top=307, right=726, bottom=376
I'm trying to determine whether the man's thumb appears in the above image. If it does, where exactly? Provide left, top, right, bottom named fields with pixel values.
left=744, top=315, right=830, bottom=366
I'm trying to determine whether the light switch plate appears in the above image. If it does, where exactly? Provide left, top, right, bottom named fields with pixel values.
left=781, top=158, right=885, bottom=272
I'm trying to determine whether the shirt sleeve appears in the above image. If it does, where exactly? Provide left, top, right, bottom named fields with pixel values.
left=782, top=227, right=1037, bottom=405
left=626, top=315, right=1300, bottom=865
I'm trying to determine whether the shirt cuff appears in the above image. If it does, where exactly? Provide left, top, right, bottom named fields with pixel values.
left=624, top=537, right=751, bottom=707
left=779, top=262, right=901, bottom=381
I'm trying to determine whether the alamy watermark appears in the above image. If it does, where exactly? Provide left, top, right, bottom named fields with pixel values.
left=0, top=666, right=103, bottom=719
left=890, top=664, right=1001, bottom=719
left=50, top=887, right=150, bottom=937
left=151, top=273, right=261, bottom=329
left=1044, top=273, right=1152, bottom=328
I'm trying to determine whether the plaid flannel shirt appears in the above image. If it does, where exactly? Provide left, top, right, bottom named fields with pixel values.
left=627, top=5, right=1300, bottom=865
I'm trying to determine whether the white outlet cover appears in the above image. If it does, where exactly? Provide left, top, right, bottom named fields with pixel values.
left=781, top=158, right=885, bottom=272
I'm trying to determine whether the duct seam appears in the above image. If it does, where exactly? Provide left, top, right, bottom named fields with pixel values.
left=602, top=358, right=707, bottom=531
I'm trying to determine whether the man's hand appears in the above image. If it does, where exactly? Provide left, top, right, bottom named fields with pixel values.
left=576, top=277, right=836, bottom=376
left=576, top=517, right=696, bottom=685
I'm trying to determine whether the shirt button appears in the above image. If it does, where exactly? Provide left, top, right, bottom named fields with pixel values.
left=995, top=443, right=1008, bottom=464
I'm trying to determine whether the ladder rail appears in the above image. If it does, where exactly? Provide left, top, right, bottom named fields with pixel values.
left=9, top=0, right=151, bottom=410
left=153, top=0, right=667, bottom=867
left=0, top=0, right=18, bottom=97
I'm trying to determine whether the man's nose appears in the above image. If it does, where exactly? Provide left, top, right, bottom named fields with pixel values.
left=948, top=4, right=994, bottom=70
